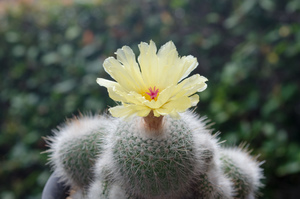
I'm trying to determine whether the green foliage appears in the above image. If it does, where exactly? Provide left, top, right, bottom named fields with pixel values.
left=0, top=0, right=299, bottom=198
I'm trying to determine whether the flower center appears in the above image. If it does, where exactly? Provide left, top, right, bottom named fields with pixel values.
left=146, top=86, right=159, bottom=101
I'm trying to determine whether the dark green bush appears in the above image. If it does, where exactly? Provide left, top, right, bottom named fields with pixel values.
left=0, top=0, right=299, bottom=198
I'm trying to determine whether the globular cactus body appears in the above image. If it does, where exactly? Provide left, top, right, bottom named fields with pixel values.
left=112, top=116, right=196, bottom=197
left=47, top=115, right=113, bottom=189
left=47, top=112, right=264, bottom=199
left=220, top=147, right=264, bottom=199
left=92, top=111, right=234, bottom=199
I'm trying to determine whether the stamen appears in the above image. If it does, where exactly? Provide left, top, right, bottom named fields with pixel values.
left=146, top=86, right=159, bottom=100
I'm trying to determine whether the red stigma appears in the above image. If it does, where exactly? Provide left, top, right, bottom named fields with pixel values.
left=146, top=86, right=159, bottom=100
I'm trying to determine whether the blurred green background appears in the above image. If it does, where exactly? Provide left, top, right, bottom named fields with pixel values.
left=0, top=0, right=299, bottom=198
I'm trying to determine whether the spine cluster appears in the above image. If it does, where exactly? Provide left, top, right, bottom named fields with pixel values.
left=47, top=111, right=263, bottom=199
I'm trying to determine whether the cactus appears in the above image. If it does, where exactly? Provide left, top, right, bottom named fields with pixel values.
left=46, top=114, right=114, bottom=190
left=47, top=111, right=263, bottom=199
left=220, top=147, right=264, bottom=199
left=96, top=111, right=221, bottom=198
left=46, top=40, right=264, bottom=198
left=112, top=115, right=196, bottom=197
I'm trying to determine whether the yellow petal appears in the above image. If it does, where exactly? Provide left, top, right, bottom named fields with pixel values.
left=156, top=41, right=179, bottom=88
left=110, top=88, right=145, bottom=105
left=107, top=87, right=126, bottom=102
left=109, top=105, right=150, bottom=118
left=155, top=41, right=199, bottom=87
left=97, top=78, right=143, bottom=104
left=127, top=91, right=148, bottom=105
left=136, top=108, right=151, bottom=117
left=96, top=78, right=118, bottom=88
left=169, top=111, right=180, bottom=119
left=197, top=81, right=208, bottom=92
left=175, top=74, right=208, bottom=97
left=97, top=78, right=129, bottom=102
left=138, top=40, right=158, bottom=87
left=153, top=110, right=161, bottom=117
left=109, top=105, right=136, bottom=118
left=165, top=55, right=198, bottom=86
left=157, top=41, right=177, bottom=58
left=166, top=96, right=192, bottom=112
left=189, top=94, right=199, bottom=106
left=103, top=57, right=141, bottom=92
left=156, top=96, right=191, bottom=115
left=97, top=40, right=208, bottom=119
left=116, top=46, right=146, bottom=92
left=177, top=55, right=199, bottom=82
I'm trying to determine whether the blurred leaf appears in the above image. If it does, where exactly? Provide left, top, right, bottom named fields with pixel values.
left=12, top=45, right=26, bottom=57
left=259, top=0, right=275, bottom=11
left=65, top=25, right=81, bottom=40
left=58, top=44, right=73, bottom=57
left=286, top=0, right=300, bottom=13
left=53, top=79, right=76, bottom=94
left=5, top=31, right=19, bottom=43
left=41, top=52, right=60, bottom=65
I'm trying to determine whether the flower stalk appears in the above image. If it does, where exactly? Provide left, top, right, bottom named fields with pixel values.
left=143, top=111, right=163, bottom=133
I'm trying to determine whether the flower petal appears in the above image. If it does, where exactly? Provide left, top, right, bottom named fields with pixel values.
left=189, top=94, right=199, bottom=106
left=97, top=40, right=208, bottom=119
left=156, top=41, right=180, bottom=88
left=169, top=111, right=180, bottom=119
left=103, top=57, right=141, bottom=92
left=156, top=96, right=191, bottom=116
left=138, top=40, right=158, bottom=87
left=99, top=81, right=152, bottom=107
left=97, top=78, right=128, bottom=102
left=116, top=46, right=146, bottom=92
left=177, top=55, right=199, bottom=83
left=110, top=88, right=146, bottom=105
left=109, top=105, right=150, bottom=118
left=175, top=74, right=208, bottom=97
left=96, top=78, right=118, bottom=88
left=109, top=105, right=137, bottom=118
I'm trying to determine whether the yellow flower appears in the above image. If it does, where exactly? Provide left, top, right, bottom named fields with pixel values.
left=97, top=41, right=208, bottom=118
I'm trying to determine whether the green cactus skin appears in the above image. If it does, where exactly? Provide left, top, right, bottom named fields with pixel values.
left=90, top=166, right=120, bottom=199
left=88, top=179, right=130, bottom=199
left=91, top=111, right=225, bottom=199
left=189, top=171, right=234, bottom=199
left=192, top=174, right=224, bottom=199
left=222, top=156, right=250, bottom=198
left=47, top=112, right=264, bottom=199
left=57, top=130, right=105, bottom=188
left=47, top=115, right=112, bottom=190
left=113, top=117, right=195, bottom=197
left=220, top=147, right=264, bottom=199
left=87, top=162, right=134, bottom=199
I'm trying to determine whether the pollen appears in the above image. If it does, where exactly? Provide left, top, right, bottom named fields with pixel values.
left=146, top=86, right=159, bottom=101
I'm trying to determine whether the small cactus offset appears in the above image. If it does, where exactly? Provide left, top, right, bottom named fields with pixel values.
left=220, top=147, right=264, bottom=199
left=46, top=41, right=264, bottom=198
left=46, top=114, right=114, bottom=190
